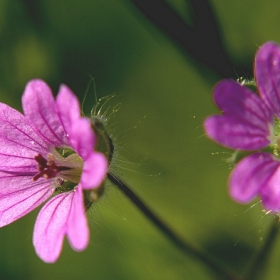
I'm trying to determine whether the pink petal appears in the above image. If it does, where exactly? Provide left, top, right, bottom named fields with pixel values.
left=0, top=150, right=37, bottom=174
left=56, top=84, right=81, bottom=135
left=69, top=118, right=96, bottom=160
left=22, top=79, right=69, bottom=146
left=204, top=80, right=273, bottom=150
left=255, top=41, right=280, bottom=119
left=33, top=185, right=89, bottom=263
left=0, top=175, right=54, bottom=227
left=66, top=185, right=89, bottom=250
left=69, top=118, right=108, bottom=189
left=229, top=153, right=279, bottom=204
left=33, top=193, right=71, bottom=263
left=81, top=152, right=108, bottom=189
left=56, top=85, right=98, bottom=161
left=0, top=102, right=49, bottom=159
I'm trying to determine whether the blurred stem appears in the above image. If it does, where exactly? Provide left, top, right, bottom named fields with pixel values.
left=107, top=172, right=239, bottom=280
left=243, top=216, right=279, bottom=280
left=129, top=0, right=250, bottom=79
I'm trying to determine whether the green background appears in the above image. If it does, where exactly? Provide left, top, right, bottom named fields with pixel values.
left=1, top=0, right=280, bottom=279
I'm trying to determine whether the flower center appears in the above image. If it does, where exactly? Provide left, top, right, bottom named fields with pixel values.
left=33, top=153, right=70, bottom=181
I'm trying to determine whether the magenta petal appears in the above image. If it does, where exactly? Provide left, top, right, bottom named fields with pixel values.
left=256, top=41, right=280, bottom=118
left=22, top=79, right=69, bottom=146
left=229, top=153, right=279, bottom=204
left=69, top=118, right=96, bottom=160
left=204, top=116, right=271, bottom=150
left=0, top=175, right=54, bottom=227
left=259, top=163, right=280, bottom=212
left=33, top=185, right=88, bottom=263
left=0, top=102, right=50, bottom=173
left=56, top=84, right=81, bottom=135
left=204, top=80, right=273, bottom=150
left=0, top=102, right=49, bottom=157
left=66, top=185, right=89, bottom=250
left=56, top=85, right=98, bottom=162
left=81, top=152, right=108, bottom=189
left=33, top=192, right=73, bottom=263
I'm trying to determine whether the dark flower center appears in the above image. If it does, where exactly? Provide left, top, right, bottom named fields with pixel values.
left=33, top=153, right=70, bottom=181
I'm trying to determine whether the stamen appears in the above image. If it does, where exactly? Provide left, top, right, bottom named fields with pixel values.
left=33, top=153, right=70, bottom=181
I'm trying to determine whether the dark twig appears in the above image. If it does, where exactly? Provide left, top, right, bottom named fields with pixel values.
left=107, top=171, right=239, bottom=280
left=129, top=0, right=250, bottom=79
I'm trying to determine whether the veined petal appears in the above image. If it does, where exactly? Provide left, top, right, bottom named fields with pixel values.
left=56, top=84, right=97, bottom=161
left=204, top=116, right=271, bottom=150
left=0, top=175, right=54, bottom=227
left=0, top=103, right=49, bottom=157
left=0, top=160, right=36, bottom=173
left=56, top=84, right=81, bottom=135
left=33, top=185, right=88, bottom=263
left=214, top=80, right=272, bottom=126
left=229, top=153, right=279, bottom=204
left=22, top=79, right=69, bottom=146
left=33, top=192, right=71, bottom=263
left=66, top=185, right=89, bottom=250
left=255, top=41, right=280, bottom=118
left=81, top=152, right=108, bottom=189
left=204, top=80, right=273, bottom=150
left=56, top=83, right=108, bottom=189
left=69, top=118, right=96, bottom=160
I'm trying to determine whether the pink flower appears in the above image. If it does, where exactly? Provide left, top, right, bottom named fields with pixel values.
left=204, top=41, right=280, bottom=212
left=0, top=79, right=108, bottom=262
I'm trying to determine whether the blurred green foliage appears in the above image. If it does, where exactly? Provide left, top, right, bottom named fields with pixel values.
left=1, top=0, right=280, bottom=279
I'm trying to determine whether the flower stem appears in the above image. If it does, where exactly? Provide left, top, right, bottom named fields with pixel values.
left=243, top=216, right=279, bottom=280
left=107, top=171, right=239, bottom=280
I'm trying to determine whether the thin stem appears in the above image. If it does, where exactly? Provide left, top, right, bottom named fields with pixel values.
left=243, top=216, right=279, bottom=280
left=107, top=171, right=239, bottom=280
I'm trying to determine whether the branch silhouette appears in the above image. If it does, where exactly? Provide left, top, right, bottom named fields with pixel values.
left=130, top=0, right=251, bottom=79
